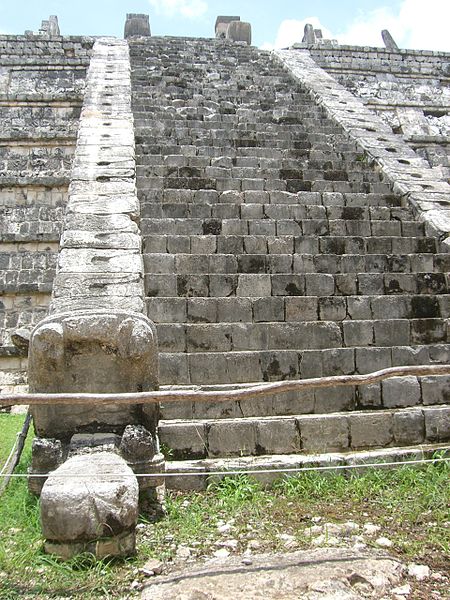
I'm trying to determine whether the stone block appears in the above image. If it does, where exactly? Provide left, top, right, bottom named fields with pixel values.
left=187, top=298, right=217, bottom=323
left=215, top=15, right=240, bottom=38
left=271, top=390, right=315, bottom=416
left=253, top=297, right=284, bottom=322
left=314, top=386, right=355, bottom=413
left=393, top=409, right=424, bottom=445
left=349, top=413, right=394, bottom=449
left=357, top=383, right=382, bottom=408
left=272, top=275, right=305, bottom=296
left=40, top=453, right=138, bottom=551
left=285, top=297, right=318, bottom=321
left=207, top=421, right=257, bottom=457
left=237, top=274, right=271, bottom=297
left=355, top=347, right=391, bottom=374
left=159, top=352, right=189, bottom=385
left=217, top=298, right=252, bottom=323
left=260, top=350, right=300, bottom=381
left=159, top=422, right=207, bottom=459
left=226, top=21, right=252, bottom=45
left=299, top=415, right=349, bottom=453
left=318, top=297, right=346, bottom=321
left=342, top=321, right=373, bottom=347
left=305, top=274, right=335, bottom=296
left=424, top=406, right=450, bottom=442
left=382, top=376, right=421, bottom=409
left=420, top=375, right=450, bottom=405
left=256, top=419, right=300, bottom=454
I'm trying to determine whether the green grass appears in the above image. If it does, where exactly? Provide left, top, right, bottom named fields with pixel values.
left=140, top=459, right=449, bottom=563
left=0, top=412, right=448, bottom=598
left=0, top=413, right=30, bottom=466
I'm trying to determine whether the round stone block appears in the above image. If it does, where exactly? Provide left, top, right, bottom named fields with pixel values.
left=40, top=452, right=139, bottom=547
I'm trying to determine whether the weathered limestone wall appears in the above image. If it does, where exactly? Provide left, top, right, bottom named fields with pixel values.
left=301, top=44, right=450, bottom=173
left=0, top=35, right=94, bottom=393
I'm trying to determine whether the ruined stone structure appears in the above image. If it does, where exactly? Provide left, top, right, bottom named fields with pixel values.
left=0, top=17, right=449, bottom=555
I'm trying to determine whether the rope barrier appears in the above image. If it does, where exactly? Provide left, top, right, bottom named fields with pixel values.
left=1, top=456, right=448, bottom=479
left=1, top=364, right=450, bottom=407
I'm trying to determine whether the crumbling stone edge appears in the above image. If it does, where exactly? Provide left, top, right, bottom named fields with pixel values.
left=274, top=49, right=450, bottom=249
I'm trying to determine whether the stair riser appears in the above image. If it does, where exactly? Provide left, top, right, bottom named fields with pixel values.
left=159, top=375, right=450, bottom=420
left=159, top=405, right=450, bottom=459
left=158, top=344, right=450, bottom=385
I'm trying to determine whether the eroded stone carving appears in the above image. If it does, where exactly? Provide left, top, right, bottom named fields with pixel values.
left=28, top=310, right=158, bottom=438
left=40, top=453, right=139, bottom=560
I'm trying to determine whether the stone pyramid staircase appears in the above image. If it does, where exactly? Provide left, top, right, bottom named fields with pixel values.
left=129, top=37, right=450, bottom=488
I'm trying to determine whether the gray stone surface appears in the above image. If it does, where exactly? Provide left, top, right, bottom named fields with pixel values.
left=40, top=452, right=138, bottom=552
left=349, top=413, right=394, bottom=449
left=299, top=415, right=349, bottom=453
left=215, top=16, right=240, bottom=39
left=382, top=376, right=421, bottom=408
left=424, top=406, right=450, bottom=442
left=124, top=14, right=151, bottom=38
left=381, top=30, right=399, bottom=50
left=393, top=409, right=424, bottom=445
left=226, top=21, right=252, bottom=45
left=142, top=548, right=404, bottom=600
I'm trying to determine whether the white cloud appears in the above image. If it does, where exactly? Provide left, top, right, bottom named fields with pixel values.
left=262, top=0, right=450, bottom=52
left=148, top=0, right=208, bottom=19
left=336, top=0, right=450, bottom=50
left=336, top=7, right=398, bottom=47
left=261, top=17, right=333, bottom=50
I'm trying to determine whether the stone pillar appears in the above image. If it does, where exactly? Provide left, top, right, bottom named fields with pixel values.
left=215, top=16, right=240, bottom=39
left=302, top=24, right=316, bottom=45
left=226, top=21, right=252, bottom=45
left=28, top=37, right=164, bottom=559
left=124, top=14, right=151, bottom=38
left=38, top=15, right=60, bottom=36
left=381, top=29, right=399, bottom=50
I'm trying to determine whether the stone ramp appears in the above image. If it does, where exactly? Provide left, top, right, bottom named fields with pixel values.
left=128, top=36, right=449, bottom=483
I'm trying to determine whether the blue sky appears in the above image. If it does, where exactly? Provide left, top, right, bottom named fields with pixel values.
left=0, top=0, right=448, bottom=51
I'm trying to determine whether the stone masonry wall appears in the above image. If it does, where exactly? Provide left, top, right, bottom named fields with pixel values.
left=0, top=35, right=94, bottom=392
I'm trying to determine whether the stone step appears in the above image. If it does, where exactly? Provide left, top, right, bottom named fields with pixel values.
left=165, top=444, right=450, bottom=490
left=145, top=271, right=449, bottom=299
left=139, top=191, right=403, bottom=209
left=146, top=294, right=450, bottom=324
left=137, top=177, right=393, bottom=195
left=133, top=110, right=337, bottom=126
left=136, top=149, right=391, bottom=174
left=155, top=318, right=448, bottom=354
left=158, top=375, right=450, bottom=421
left=142, top=235, right=438, bottom=256
left=158, top=343, right=450, bottom=385
left=143, top=252, right=447, bottom=275
left=158, top=405, right=450, bottom=460
left=139, top=218, right=425, bottom=237
left=136, top=145, right=367, bottom=162
left=135, top=165, right=383, bottom=185
left=139, top=200, right=415, bottom=222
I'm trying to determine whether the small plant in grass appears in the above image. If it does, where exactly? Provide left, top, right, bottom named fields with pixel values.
left=209, top=474, right=264, bottom=506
